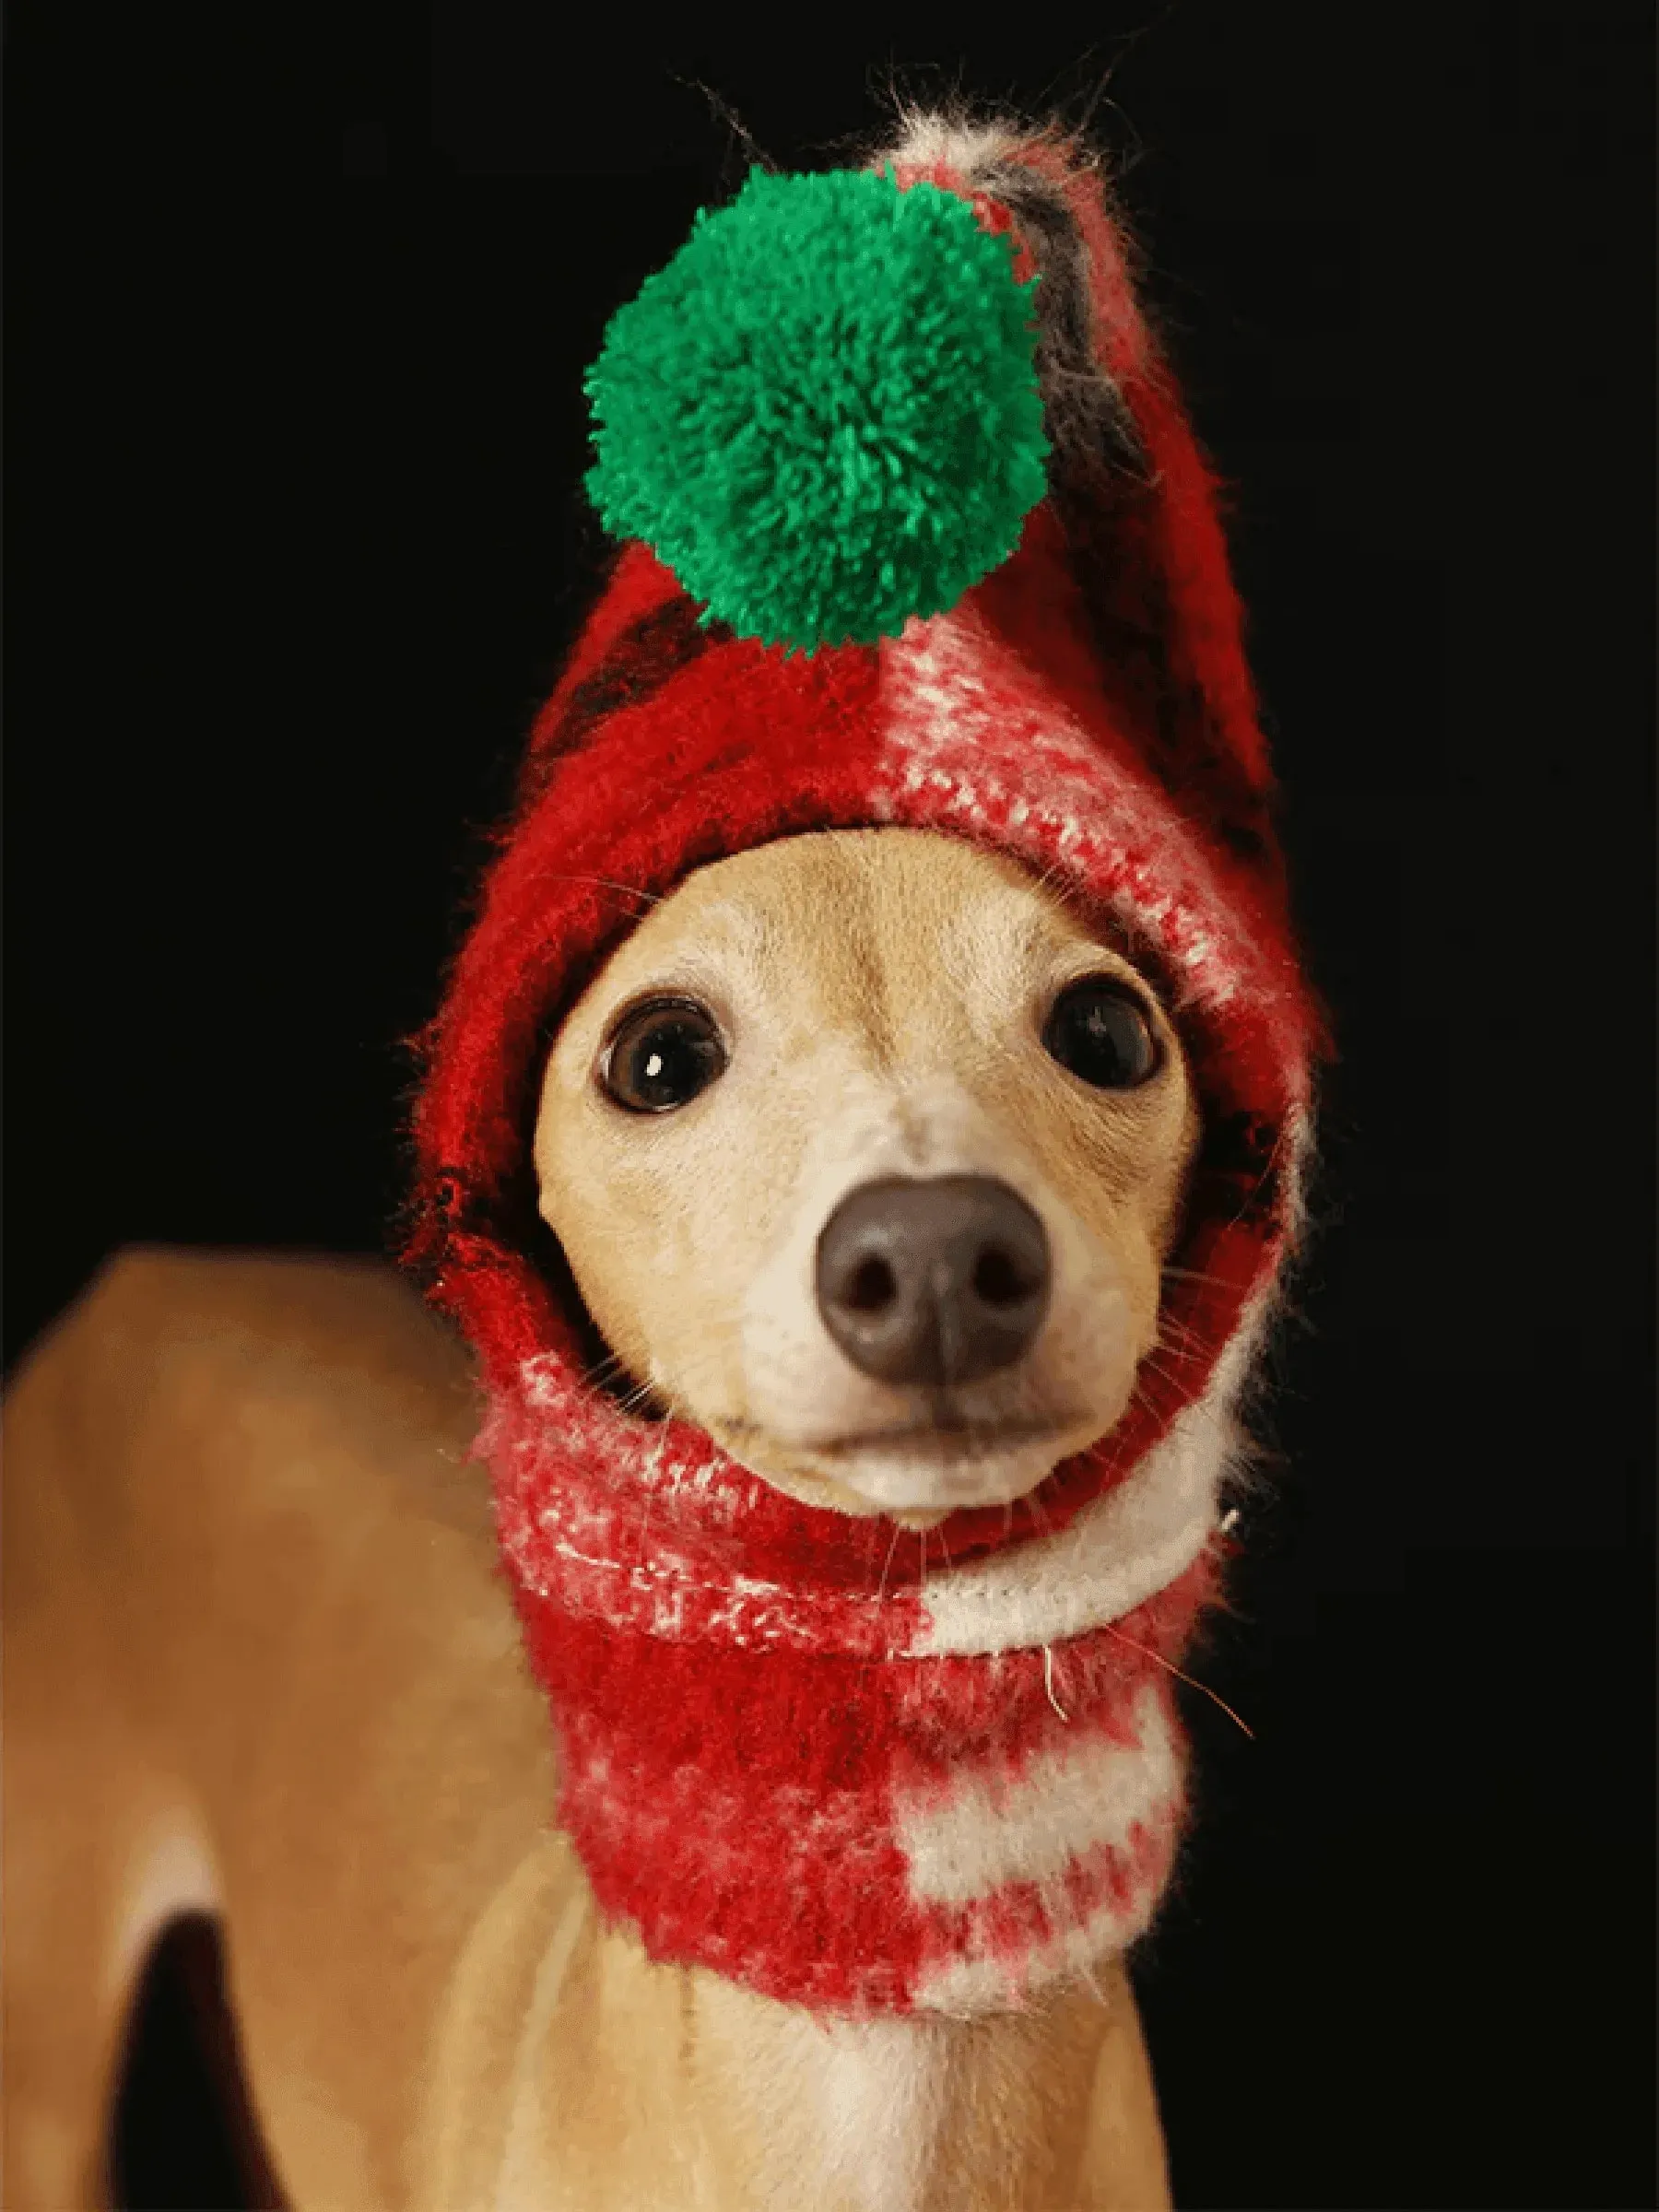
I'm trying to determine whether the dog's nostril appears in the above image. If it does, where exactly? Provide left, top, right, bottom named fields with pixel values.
left=971, top=1245, right=1028, bottom=1309
left=846, top=1256, right=898, bottom=1313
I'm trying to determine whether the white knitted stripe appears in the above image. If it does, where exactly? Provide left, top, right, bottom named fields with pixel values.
left=876, top=608, right=1272, bottom=1018
left=895, top=1682, right=1177, bottom=1906
left=912, top=1865, right=1167, bottom=2018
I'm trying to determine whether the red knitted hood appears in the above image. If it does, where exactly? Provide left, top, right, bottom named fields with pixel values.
left=402, top=119, right=1320, bottom=2015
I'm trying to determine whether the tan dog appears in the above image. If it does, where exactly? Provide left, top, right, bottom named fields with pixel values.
left=5, top=827, right=1196, bottom=2210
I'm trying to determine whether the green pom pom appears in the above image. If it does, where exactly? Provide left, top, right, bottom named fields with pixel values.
left=583, top=165, right=1050, bottom=653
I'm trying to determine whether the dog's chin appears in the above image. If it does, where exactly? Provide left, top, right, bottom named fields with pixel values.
left=824, top=1430, right=1078, bottom=1516
left=714, top=1414, right=1109, bottom=1523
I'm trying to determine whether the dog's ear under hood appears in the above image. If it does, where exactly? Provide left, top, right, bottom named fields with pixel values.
left=406, top=113, right=1321, bottom=1580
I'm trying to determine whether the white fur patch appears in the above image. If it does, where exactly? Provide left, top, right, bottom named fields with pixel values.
left=896, top=1682, right=1176, bottom=1907
left=107, top=1815, right=221, bottom=2013
left=799, top=2017, right=947, bottom=2212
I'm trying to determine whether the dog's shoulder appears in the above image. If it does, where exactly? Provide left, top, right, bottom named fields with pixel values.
left=6, top=1249, right=491, bottom=1575
left=19, top=1242, right=469, bottom=1415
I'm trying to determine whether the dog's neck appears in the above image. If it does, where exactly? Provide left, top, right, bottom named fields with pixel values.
left=475, top=1322, right=1252, bottom=2022
left=696, top=1963, right=1171, bottom=2212
left=423, top=1819, right=1171, bottom=2212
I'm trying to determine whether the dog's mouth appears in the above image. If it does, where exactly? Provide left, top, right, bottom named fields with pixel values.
left=806, top=1415, right=1079, bottom=1461
left=712, top=1404, right=1100, bottom=1517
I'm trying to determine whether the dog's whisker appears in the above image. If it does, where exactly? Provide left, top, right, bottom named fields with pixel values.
left=536, top=871, right=663, bottom=910
left=1149, top=1322, right=1206, bottom=1359
left=1137, top=1361, right=1210, bottom=1414
left=1159, top=1264, right=1244, bottom=1292
left=1135, top=1354, right=1232, bottom=1437
left=873, top=1518, right=904, bottom=1607
left=1151, top=1301, right=1209, bottom=1337
left=1022, top=1489, right=1056, bottom=1544
left=1152, top=1300, right=1240, bottom=1347
left=1099, top=1620, right=1254, bottom=1740
left=1137, top=1368, right=1228, bottom=1433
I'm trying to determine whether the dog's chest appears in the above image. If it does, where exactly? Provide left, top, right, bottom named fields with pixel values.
left=724, top=2007, right=953, bottom=2212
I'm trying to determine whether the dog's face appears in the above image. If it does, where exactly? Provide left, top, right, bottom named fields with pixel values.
left=533, top=829, right=1199, bottom=1523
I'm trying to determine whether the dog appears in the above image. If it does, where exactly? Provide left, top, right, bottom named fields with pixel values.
left=7, top=103, right=1320, bottom=2212
left=6, top=825, right=1193, bottom=2209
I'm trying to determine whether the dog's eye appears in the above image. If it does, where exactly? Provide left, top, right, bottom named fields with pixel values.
left=600, top=998, right=727, bottom=1114
left=1042, top=977, right=1160, bottom=1090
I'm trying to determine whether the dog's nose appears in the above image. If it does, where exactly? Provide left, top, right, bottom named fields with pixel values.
left=814, top=1176, right=1052, bottom=1389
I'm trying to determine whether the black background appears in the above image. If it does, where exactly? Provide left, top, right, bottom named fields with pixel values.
left=7, top=6, right=1656, bottom=2208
